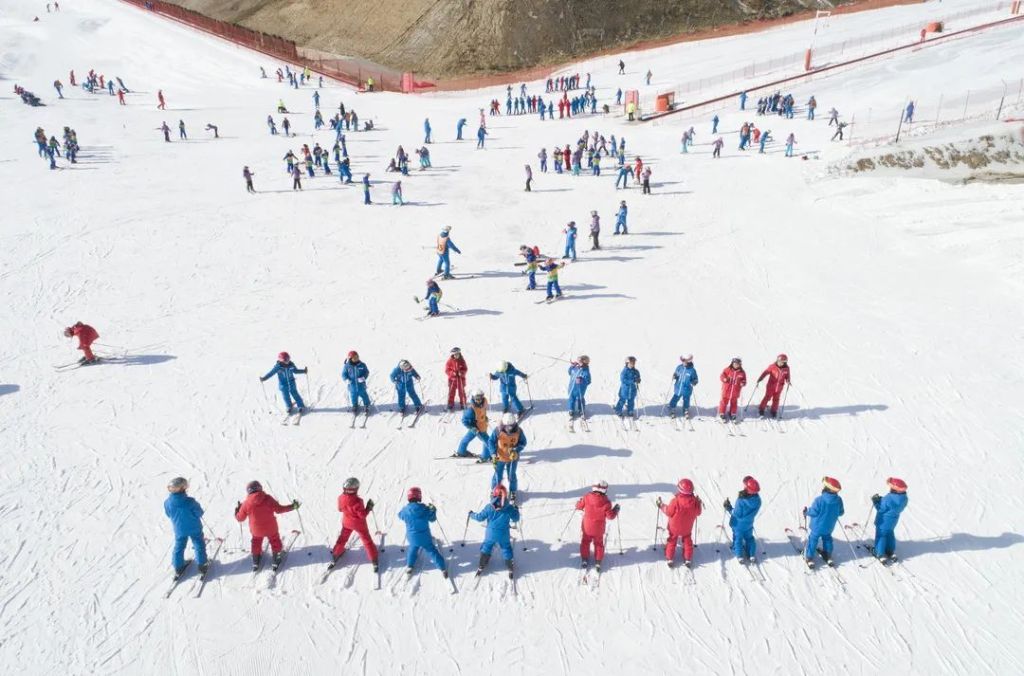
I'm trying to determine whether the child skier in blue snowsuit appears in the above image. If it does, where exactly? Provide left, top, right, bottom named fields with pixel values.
left=668, top=355, right=698, bottom=416
left=389, top=360, right=422, bottom=412
left=470, top=486, right=520, bottom=572
left=398, top=489, right=447, bottom=573
left=164, top=477, right=208, bottom=574
left=724, top=476, right=762, bottom=561
left=425, top=279, right=442, bottom=315
left=563, top=222, right=578, bottom=260
left=614, top=201, right=628, bottom=234
left=872, top=478, right=908, bottom=561
left=568, top=356, right=591, bottom=418
left=614, top=357, right=642, bottom=416
left=490, top=361, right=528, bottom=414
left=260, top=352, right=308, bottom=412
left=341, top=351, right=371, bottom=410
left=804, top=478, right=845, bottom=563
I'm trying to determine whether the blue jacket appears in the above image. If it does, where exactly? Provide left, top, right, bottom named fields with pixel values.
left=164, top=492, right=204, bottom=537
left=399, top=502, right=437, bottom=545
left=616, top=205, right=627, bottom=224
left=874, top=492, right=908, bottom=531
left=390, top=366, right=420, bottom=391
left=471, top=501, right=520, bottom=541
left=477, top=127, right=487, bottom=140
left=672, top=364, right=698, bottom=396
left=565, top=226, right=577, bottom=243
left=490, top=364, right=526, bottom=393
left=618, top=366, right=641, bottom=395
left=568, top=364, right=591, bottom=395
left=342, top=360, right=369, bottom=389
left=728, top=493, right=761, bottom=532
left=263, top=360, right=307, bottom=389
left=807, top=492, right=845, bottom=534
left=457, top=118, right=467, bottom=130
left=461, top=404, right=487, bottom=430
left=424, top=119, right=431, bottom=131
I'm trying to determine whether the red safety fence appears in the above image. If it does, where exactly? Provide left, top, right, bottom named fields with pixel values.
left=118, top=0, right=435, bottom=92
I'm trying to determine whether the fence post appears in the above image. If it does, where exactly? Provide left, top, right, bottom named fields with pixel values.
left=848, top=113, right=855, bottom=145
left=961, top=90, right=971, bottom=121
left=894, top=108, right=905, bottom=143
left=935, top=93, right=942, bottom=126
left=996, top=95, right=1005, bottom=120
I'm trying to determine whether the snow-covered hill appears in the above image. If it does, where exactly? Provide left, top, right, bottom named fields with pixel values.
left=1, top=1, right=1023, bottom=673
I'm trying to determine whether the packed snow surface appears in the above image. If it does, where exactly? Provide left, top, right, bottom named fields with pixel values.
left=1, top=0, right=1023, bottom=673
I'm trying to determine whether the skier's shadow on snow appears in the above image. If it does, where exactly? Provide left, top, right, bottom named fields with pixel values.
left=778, top=404, right=888, bottom=420
left=101, top=354, right=177, bottom=367
left=898, top=532, right=1024, bottom=560
left=0, top=384, right=19, bottom=397
left=523, top=444, right=633, bottom=464
left=442, top=309, right=503, bottom=318
left=526, top=481, right=672, bottom=501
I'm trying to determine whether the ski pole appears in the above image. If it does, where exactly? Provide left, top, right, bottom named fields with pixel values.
left=294, top=501, right=305, bottom=533
left=304, top=372, right=312, bottom=407
left=838, top=518, right=861, bottom=562
left=238, top=520, right=245, bottom=550
left=778, top=383, right=790, bottom=420
left=713, top=510, right=727, bottom=553
left=200, top=517, right=222, bottom=542
left=371, top=510, right=383, bottom=550
left=651, top=503, right=662, bottom=550
left=691, top=391, right=699, bottom=419
left=743, top=381, right=759, bottom=412
left=857, top=504, right=875, bottom=543
left=518, top=516, right=528, bottom=551
left=436, top=520, right=454, bottom=553
left=556, top=509, right=578, bottom=542
left=525, top=379, right=534, bottom=409
left=616, top=516, right=624, bottom=555
left=461, top=513, right=471, bottom=547
left=531, top=352, right=571, bottom=363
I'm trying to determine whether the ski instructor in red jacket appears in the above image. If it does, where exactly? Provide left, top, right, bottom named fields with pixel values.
left=576, top=480, right=619, bottom=572
left=757, top=353, right=791, bottom=418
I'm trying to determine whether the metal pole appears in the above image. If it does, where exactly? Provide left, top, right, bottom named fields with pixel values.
left=556, top=509, right=577, bottom=541
left=962, top=90, right=971, bottom=121
left=935, top=93, right=943, bottom=126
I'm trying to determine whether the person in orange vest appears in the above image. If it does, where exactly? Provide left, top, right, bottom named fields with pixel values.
left=435, top=226, right=461, bottom=279
left=64, top=321, right=99, bottom=364
left=453, top=389, right=488, bottom=458
left=484, top=413, right=527, bottom=501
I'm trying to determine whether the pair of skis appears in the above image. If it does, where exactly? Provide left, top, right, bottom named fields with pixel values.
left=163, top=536, right=225, bottom=599
left=568, top=415, right=590, bottom=433
left=349, top=405, right=372, bottom=429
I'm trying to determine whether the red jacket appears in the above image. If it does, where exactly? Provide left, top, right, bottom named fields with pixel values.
left=338, top=492, right=371, bottom=530
left=660, top=493, right=702, bottom=535
left=758, top=363, right=791, bottom=395
left=235, top=491, right=293, bottom=537
left=576, top=491, right=617, bottom=537
left=445, top=356, right=467, bottom=382
left=563, top=147, right=571, bottom=167
left=720, top=366, right=747, bottom=398
left=71, top=323, right=98, bottom=347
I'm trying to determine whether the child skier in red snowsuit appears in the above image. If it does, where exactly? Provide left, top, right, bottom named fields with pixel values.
left=658, top=479, right=702, bottom=567
left=445, top=347, right=468, bottom=410
left=576, top=481, right=619, bottom=571
left=63, top=321, right=98, bottom=363
left=718, top=357, right=747, bottom=420
left=235, top=481, right=298, bottom=568
left=757, top=353, right=791, bottom=417
left=330, top=477, right=379, bottom=570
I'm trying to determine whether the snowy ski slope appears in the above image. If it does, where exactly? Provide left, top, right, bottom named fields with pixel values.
left=1, top=0, right=1023, bottom=673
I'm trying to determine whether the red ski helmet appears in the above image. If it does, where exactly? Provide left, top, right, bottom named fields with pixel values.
left=677, top=478, right=694, bottom=495
left=278, top=351, right=290, bottom=362
left=246, top=480, right=263, bottom=494
left=887, top=477, right=908, bottom=493
left=743, top=475, right=761, bottom=494
left=491, top=484, right=508, bottom=504
left=407, top=486, right=422, bottom=502
left=347, top=350, right=358, bottom=360
left=777, top=353, right=788, bottom=363
left=822, top=476, right=842, bottom=493
left=63, top=326, right=74, bottom=337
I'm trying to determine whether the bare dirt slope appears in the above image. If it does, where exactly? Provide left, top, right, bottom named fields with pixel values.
left=167, top=0, right=821, bottom=77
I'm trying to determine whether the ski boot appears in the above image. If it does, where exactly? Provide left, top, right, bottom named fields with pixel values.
left=580, top=558, right=590, bottom=570
left=415, top=405, right=424, bottom=414
left=352, top=405, right=361, bottom=415
left=506, top=559, right=514, bottom=579
left=509, top=491, right=518, bottom=504
left=372, top=559, right=380, bottom=574
left=769, top=410, right=778, bottom=419
left=804, top=557, right=815, bottom=569
left=405, top=566, right=414, bottom=576
left=476, top=553, right=491, bottom=576
left=251, top=554, right=261, bottom=572
left=399, top=405, right=407, bottom=415
left=442, top=566, right=450, bottom=579
left=174, top=563, right=190, bottom=578
left=729, top=414, right=738, bottom=422
left=272, top=551, right=284, bottom=569
left=666, top=560, right=675, bottom=569
left=719, top=414, right=728, bottom=422
left=327, top=551, right=343, bottom=569
left=683, top=559, right=692, bottom=568
left=669, top=409, right=677, bottom=419
left=758, top=409, right=766, bottom=418
left=198, top=562, right=210, bottom=577
left=817, top=548, right=834, bottom=567
left=739, top=556, right=749, bottom=566
left=595, top=560, right=603, bottom=573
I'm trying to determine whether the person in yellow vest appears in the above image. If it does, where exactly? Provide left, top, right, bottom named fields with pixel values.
left=366, top=77, right=375, bottom=92
left=482, top=413, right=527, bottom=501
left=435, top=225, right=461, bottom=279
left=626, top=101, right=636, bottom=121
left=453, top=389, right=488, bottom=458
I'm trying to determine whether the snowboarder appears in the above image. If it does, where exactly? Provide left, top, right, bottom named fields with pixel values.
left=445, top=347, right=468, bottom=410
left=485, top=413, right=527, bottom=498
left=455, top=389, right=489, bottom=457
left=723, top=475, right=762, bottom=563
left=576, top=481, right=620, bottom=571
left=435, top=226, right=461, bottom=279
left=398, top=487, right=448, bottom=576
left=490, top=361, right=528, bottom=414
left=613, top=356, right=641, bottom=417
left=242, top=166, right=255, bottom=193
left=718, top=357, right=746, bottom=421
left=390, top=359, right=423, bottom=413
left=657, top=479, right=702, bottom=567
left=757, top=353, right=791, bottom=418
left=871, top=477, right=908, bottom=562
left=568, top=355, right=591, bottom=419
left=341, top=351, right=371, bottom=412
left=164, top=477, right=209, bottom=576
left=235, top=481, right=299, bottom=569
left=330, top=478, right=379, bottom=570
left=803, top=477, right=845, bottom=565
left=469, top=484, right=520, bottom=575
left=260, top=352, right=308, bottom=413
left=667, top=354, right=698, bottom=418
left=63, top=321, right=98, bottom=364
left=539, top=258, right=565, bottom=300
left=614, top=201, right=628, bottom=235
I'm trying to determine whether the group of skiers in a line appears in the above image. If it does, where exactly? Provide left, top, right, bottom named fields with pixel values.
left=33, top=125, right=79, bottom=169
left=250, top=344, right=793, bottom=425
left=164, top=471, right=908, bottom=578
